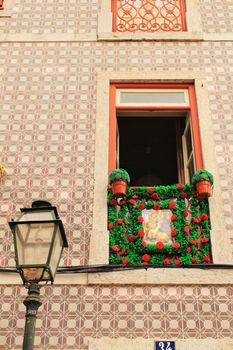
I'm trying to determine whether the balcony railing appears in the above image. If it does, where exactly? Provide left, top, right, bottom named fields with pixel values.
left=108, top=184, right=211, bottom=265
left=112, top=0, right=186, bottom=32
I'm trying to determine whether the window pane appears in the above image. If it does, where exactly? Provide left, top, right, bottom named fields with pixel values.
left=186, top=124, right=193, bottom=158
left=120, top=92, right=186, bottom=104
left=188, top=156, right=195, bottom=182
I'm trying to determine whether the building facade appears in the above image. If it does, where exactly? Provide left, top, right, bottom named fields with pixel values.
left=0, top=0, right=233, bottom=349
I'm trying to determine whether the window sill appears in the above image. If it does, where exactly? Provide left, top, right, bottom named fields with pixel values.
left=87, top=268, right=233, bottom=285
left=98, top=31, right=203, bottom=42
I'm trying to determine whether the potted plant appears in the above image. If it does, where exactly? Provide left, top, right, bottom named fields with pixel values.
left=192, top=169, right=214, bottom=200
left=109, top=168, right=130, bottom=198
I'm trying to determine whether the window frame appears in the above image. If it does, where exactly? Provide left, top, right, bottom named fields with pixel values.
left=98, top=0, right=203, bottom=41
left=88, top=71, right=232, bottom=285
left=109, top=83, right=203, bottom=183
left=111, top=0, right=187, bottom=33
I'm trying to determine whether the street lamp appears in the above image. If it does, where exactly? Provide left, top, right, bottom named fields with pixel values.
left=9, top=200, right=68, bottom=350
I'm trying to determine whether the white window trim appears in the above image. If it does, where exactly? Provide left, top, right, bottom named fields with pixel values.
left=98, top=0, right=203, bottom=41
left=88, top=70, right=232, bottom=285
left=0, top=0, right=13, bottom=17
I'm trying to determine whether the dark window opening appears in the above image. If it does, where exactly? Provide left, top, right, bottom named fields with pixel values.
left=117, top=115, right=187, bottom=186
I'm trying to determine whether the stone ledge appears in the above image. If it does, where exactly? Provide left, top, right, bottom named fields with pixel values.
left=88, top=338, right=233, bottom=350
left=1, top=268, right=233, bottom=285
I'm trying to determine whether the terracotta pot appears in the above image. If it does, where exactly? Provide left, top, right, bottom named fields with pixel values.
left=196, top=180, right=212, bottom=200
left=112, top=180, right=127, bottom=198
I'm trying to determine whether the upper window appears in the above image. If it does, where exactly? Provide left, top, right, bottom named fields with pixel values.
left=109, top=84, right=203, bottom=186
left=112, top=0, right=187, bottom=32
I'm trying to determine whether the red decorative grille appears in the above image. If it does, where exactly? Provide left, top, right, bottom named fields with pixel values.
left=112, top=0, right=186, bottom=32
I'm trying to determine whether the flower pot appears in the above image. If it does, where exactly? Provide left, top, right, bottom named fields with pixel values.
left=112, top=180, right=127, bottom=198
left=196, top=180, right=212, bottom=200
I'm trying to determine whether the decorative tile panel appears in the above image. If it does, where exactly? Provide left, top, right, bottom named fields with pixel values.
left=0, top=285, right=232, bottom=349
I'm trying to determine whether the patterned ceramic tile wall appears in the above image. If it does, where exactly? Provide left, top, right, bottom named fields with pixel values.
left=0, top=1, right=233, bottom=34
left=0, top=285, right=232, bottom=349
left=199, top=0, right=233, bottom=33
left=0, top=0, right=98, bottom=34
left=0, top=41, right=233, bottom=266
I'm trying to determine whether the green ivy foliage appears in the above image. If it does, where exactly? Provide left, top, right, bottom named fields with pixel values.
left=108, top=184, right=211, bottom=266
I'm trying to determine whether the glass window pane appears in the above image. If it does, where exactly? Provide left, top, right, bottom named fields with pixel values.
left=120, top=92, right=186, bottom=104
left=186, top=125, right=193, bottom=158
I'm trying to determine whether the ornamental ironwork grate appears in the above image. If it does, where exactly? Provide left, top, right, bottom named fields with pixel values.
left=112, top=0, right=186, bottom=32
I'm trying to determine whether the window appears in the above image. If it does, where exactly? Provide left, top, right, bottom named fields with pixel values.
left=109, top=84, right=203, bottom=186
left=98, top=1, right=202, bottom=40
left=112, top=0, right=187, bottom=32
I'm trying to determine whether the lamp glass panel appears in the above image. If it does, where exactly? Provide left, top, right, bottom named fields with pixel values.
left=49, top=227, right=64, bottom=277
left=15, top=222, right=55, bottom=266
left=18, top=210, right=54, bottom=222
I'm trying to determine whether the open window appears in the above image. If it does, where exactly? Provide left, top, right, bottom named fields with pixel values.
left=109, top=84, right=203, bottom=185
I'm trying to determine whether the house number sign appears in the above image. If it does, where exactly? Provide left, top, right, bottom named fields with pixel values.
left=155, top=341, right=175, bottom=350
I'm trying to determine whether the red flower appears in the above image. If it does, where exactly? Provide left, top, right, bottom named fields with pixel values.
left=163, top=258, right=170, bottom=265
left=180, top=192, right=187, bottom=199
left=203, top=255, right=209, bottom=262
left=137, top=216, right=144, bottom=223
left=154, top=204, right=161, bottom=210
left=117, top=219, right=124, bottom=225
left=108, top=222, right=114, bottom=229
left=129, top=199, right=136, bottom=205
left=177, top=183, right=183, bottom=190
left=129, top=235, right=136, bottom=242
left=186, top=247, right=192, bottom=253
left=192, top=217, right=199, bottom=223
left=172, top=242, right=180, bottom=249
left=119, top=248, right=126, bottom=256
left=152, top=193, right=159, bottom=200
left=201, top=214, right=209, bottom=221
left=156, top=241, right=164, bottom=249
left=111, top=246, right=119, bottom=252
left=131, top=186, right=137, bottom=190
left=183, top=212, right=189, bottom=217
left=122, top=258, right=129, bottom=265
left=119, top=200, right=126, bottom=206
left=138, top=230, right=144, bottom=238
left=171, top=229, right=177, bottom=237
left=174, top=259, right=181, bottom=265
left=142, top=254, right=151, bottom=262
left=191, top=258, right=197, bottom=264
left=132, top=194, right=138, bottom=199
left=147, top=187, right=153, bottom=194
left=138, top=203, right=145, bottom=210
left=189, top=240, right=197, bottom=245
left=168, top=202, right=176, bottom=209
left=201, top=237, right=209, bottom=243
left=183, top=227, right=189, bottom=234
left=171, top=214, right=177, bottom=221
left=141, top=241, right=147, bottom=247
left=110, top=199, right=117, bottom=205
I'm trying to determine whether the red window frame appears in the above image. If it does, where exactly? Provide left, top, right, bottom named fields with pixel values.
left=109, top=83, right=203, bottom=176
left=112, top=0, right=187, bottom=32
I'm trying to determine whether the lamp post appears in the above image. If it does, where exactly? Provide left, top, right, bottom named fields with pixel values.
left=8, top=200, right=68, bottom=350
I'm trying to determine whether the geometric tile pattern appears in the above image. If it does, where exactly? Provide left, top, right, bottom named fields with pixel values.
left=0, top=285, right=233, bottom=349
left=0, top=0, right=98, bottom=34
left=1, top=39, right=233, bottom=263
left=1, top=40, right=233, bottom=265
left=199, top=0, right=233, bottom=33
